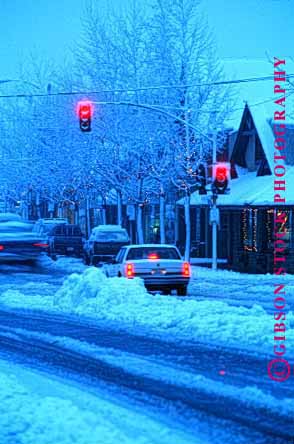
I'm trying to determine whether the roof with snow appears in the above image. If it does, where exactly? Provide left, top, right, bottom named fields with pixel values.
left=178, top=166, right=294, bottom=207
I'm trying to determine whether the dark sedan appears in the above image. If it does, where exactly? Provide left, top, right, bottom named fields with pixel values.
left=0, top=215, right=48, bottom=263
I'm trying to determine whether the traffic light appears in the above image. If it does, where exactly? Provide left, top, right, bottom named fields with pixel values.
left=77, top=100, right=93, bottom=132
left=212, top=163, right=230, bottom=194
left=196, top=163, right=207, bottom=195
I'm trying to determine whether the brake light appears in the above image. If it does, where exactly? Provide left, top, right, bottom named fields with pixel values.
left=126, top=263, right=134, bottom=278
left=182, top=262, right=191, bottom=277
left=0, top=245, right=4, bottom=251
left=33, top=243, right=49, bottom=248
left=148, top=253, right=159, bottom=260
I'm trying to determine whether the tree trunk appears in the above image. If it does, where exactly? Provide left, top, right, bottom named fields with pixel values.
left=117, top=191, right=122, bottom=226
left=102, top=197, right=107, bottom=225
left=86, top=195, right=91, bottom=238
left=159, top=193, right=166, bottom=244
left=184, top=192, right=191, bottom=261
left=36, top=191, right=41, bottom=218
left=137, top=205, right=144, bottom=244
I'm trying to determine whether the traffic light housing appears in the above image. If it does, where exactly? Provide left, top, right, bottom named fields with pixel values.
left=212, top=163, right=230, bottom=194
left=196, top=163, right=207, bottom=195
left=77, top=100, right=93, bottom=132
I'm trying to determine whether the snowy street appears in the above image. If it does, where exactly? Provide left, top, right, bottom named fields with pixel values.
left=0, top=257, right=293, bottom=443
left=1, top=1, right=293, bottom=442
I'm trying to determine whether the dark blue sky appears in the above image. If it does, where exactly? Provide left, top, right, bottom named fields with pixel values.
left=0, top=0, right=293, bottom=79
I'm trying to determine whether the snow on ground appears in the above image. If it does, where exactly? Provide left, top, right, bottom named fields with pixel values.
left=0, top=360, right=202, bottom=444
left=39, top=255, right=87, bottom=274
left=190, top=266, right=294, bottom=309
left=1, top=266, right=293, bottom=354
left=7, top=328, right=292, bottom=419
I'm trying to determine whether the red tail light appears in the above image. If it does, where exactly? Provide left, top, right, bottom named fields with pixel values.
left=0, top=245, right=4, bottom=251
left=125, top=263, right=134, bottom=278
left=182, top=262, right=191, bottom=277
left=33, top=243, right=49, bottom=248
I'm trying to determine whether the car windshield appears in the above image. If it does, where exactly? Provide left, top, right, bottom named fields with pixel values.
left=126, top=247, right=180, bottom=260
left=43, top=224, right=58, bottom=233
left=94, top=231, right=129, bottom=242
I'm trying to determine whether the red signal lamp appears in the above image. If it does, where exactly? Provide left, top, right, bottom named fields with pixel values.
left=212, top=163, right=230, bottom=195
left=77, top=100, right=93, bottom=132
left=215, top=166, right=227, bottom=183
left=77, top=100, right=93, bottom=118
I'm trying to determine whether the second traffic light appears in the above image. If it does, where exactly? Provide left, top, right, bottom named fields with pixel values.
left=77, top=100, right=93, bottom=132
left=212, top=163, right=230, bottom=194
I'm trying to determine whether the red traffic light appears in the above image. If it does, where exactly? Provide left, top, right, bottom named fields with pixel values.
left=77, top=100, right=93, bottom=132
left=215, top=166, right=228, bottom=183
left=77, top=100, right=93, bottom=119
left=212, top=163, right=230, bottom=195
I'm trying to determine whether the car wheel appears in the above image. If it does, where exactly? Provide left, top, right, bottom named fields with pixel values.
left=177, top=286, right=187, bottom=296
left=162, top=289, right=170, bottom=295
left=50, top=254, right=57, bottom=261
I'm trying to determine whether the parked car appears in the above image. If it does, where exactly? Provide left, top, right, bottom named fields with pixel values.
left=0, top=215, right=48, bottom=263
left=104, top=244, right=191, bottom=295
left=47, top=224, right=84, bottom=259
left=83, top=225, right=130, bottom=266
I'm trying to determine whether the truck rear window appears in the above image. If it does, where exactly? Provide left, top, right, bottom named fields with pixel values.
left=126, top=247, right=180, bottom=260
left=94, top=231, right=129, bottom=242
left=52, top=225, right=82, bottom=236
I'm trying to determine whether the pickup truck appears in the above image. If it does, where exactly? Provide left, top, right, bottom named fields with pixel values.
left=83, top=225, right=130, bottom=266
left=47, top=224, right=84, bottom=259
left=104, top=244, right=191, bottom=295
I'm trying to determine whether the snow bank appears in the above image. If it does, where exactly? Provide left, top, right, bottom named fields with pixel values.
left=1, top=265, right=293, bottom=353
left=39, top=255, right=87, bottom=274
left=51, top=268, right=294, bottom=353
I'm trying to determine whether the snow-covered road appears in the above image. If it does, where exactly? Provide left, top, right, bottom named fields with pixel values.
left=0, top=359, right=205, bottom=444
left=0, top=322, right=291, bottom=444
left=0, top=257, right=293, bottom=443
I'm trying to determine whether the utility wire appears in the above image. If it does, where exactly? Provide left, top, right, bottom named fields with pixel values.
left=0, top=74, right=293, bottom=99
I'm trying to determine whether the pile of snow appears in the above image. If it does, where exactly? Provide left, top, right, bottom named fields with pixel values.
left=51, top=268, right=294, bottom=353
left=1, top=266, right=293, bottom=353
left=39, top=255, right=87, bottom=274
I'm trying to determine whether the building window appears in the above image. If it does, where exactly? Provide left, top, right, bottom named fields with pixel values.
left=242, top=208, right=257, bottom=251
left=273, top=209, right=292, bottom=248
left=266, top=209, right=293, bottom=249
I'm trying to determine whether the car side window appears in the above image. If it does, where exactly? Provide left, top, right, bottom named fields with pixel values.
left=116, top=248, right=126, bottom=263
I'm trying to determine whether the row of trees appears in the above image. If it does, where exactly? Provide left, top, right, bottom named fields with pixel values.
left=0, top=0, right=234, bottom=256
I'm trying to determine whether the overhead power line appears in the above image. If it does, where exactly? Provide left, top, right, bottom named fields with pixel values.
left=0, top=74, right=293, bottom=100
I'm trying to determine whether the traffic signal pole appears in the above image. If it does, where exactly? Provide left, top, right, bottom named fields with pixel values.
left=212, top=129, right=218, bottom=271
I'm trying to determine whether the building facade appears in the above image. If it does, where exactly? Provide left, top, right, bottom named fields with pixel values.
left=177, top=104, right=294, bottom=273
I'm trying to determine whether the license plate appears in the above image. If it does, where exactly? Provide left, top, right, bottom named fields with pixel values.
left=151, top=269, right=167, bottom=275
left=67, top=247, right=74, bottom=251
